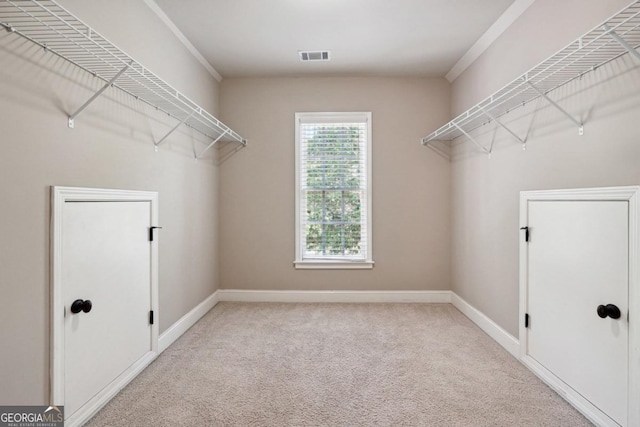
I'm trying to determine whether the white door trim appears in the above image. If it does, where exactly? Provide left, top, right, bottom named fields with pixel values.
left=50, top=186, right=160, bottom=427
left=519, top=186, right=640, bottom=427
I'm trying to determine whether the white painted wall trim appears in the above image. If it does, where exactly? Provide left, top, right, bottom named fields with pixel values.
left=159, top=291, right=220, bottom=353
left=65, top=352, right=156, bottom=427
left=451, top=292, right=520, bottom=358
left=519, top=186, right=640, bottom=426
left=446, top=0, right=535, bottom=82
left=521, top=357, right=619, bottom=427
left=143, top=0, right=223, bottom=82
left=50, top=186, right=159, bottom=427
left=217, top=289, right=452, bottom=304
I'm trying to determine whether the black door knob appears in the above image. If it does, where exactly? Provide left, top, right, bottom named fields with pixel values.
left=597, top=304, right=621, bottom=319
left=71, top=299, right=93, bottom=314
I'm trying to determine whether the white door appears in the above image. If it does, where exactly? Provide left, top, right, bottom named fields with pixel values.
left=525, top=200, right=628, bottom=426
left=52, top=187, right=159, bottom=427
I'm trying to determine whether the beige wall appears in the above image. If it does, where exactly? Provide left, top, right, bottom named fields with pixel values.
left=219, top=77, right=451, bottom=291
left=0, top=0, right=221, bottom=404
left=450, top=0, right=640, bottom=336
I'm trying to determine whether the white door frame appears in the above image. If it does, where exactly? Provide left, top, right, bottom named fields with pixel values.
left=50, top=186, right=159, bottom=427
left=519, top=186, right=640, bottom=427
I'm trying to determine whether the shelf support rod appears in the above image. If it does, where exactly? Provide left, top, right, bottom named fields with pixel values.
left=68, top=63, right=130, bottom=128
left=526, top=80, right=583, bottom=135
left=479, top=106, right=526, bottom=147
left=602, top=24, right=640, bottom=62
left=452, top=122, right=490, bottom=155
left=424, top=140, right=451, bottom=160
left=154, top=109, right=197, bottom=151
left=196, top=129, right=229, bottom=159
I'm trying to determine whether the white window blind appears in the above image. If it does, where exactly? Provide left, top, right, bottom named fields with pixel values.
left=295, top=112, right=373, bottom=268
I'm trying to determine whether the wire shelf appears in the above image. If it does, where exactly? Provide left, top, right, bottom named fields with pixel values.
left=0, top=0, right=246, bottom=157
left=421, top=0, right=640, bottom=156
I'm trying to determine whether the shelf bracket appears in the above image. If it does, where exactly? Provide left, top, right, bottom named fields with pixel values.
left=479, top=106, right=527, bottom=148
left=526, top=80, right=583, bottom=135
left=196, top=129, right=229, bottom=160
left=154, top=109, right=197, bottom=151
left=452, top=122, right=491, bottom=156
left=602, top=24, right=640, bottom=62
left=68, top=63, right=131, bottom=128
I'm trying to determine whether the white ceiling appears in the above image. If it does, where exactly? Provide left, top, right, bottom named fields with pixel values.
left=152, top=0, right=517, bottom=79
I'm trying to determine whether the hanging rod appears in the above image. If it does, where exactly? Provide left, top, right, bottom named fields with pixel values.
left=421, top=0, right=640, bottom=158
left=0, top=0, right=247, bottom=155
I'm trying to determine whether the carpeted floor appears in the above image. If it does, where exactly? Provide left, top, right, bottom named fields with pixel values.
left=86, top=303, right=592, bottom=426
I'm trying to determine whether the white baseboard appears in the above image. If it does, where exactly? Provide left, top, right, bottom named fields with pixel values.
left=521, top=356, right=616, bottom=427
left=65, top=351, right=157, bottom=427
left=158, top=290, right=519, bottom=362
left=451, top=292, right=520, bottom=358
left=158, top=291, right=219, bottom=353
left=216, top=289, right=453, bottom=304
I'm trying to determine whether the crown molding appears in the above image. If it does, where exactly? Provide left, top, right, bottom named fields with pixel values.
left=143, top=0, right=223, bottom=82
left=446, top=0, right=535, bottom=82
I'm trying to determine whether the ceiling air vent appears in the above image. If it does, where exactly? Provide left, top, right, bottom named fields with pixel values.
left=299, top=51, right=330, bottom=62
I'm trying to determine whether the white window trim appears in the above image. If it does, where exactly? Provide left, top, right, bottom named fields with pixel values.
left=294, top=260, right=375, bottom=270
left=294, top=112, right=373, bottom=269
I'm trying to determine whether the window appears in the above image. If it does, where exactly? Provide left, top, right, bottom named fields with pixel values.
left=295, top=112, right=373, bottom=269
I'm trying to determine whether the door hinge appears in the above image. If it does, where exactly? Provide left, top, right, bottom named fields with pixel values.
left=524, top=313, right=530, bottom=328
left=149, top=226, right=163, bottom=242
left=520, top=226, right=529, bottom=242
left=149, top=310, right=154, bottom=325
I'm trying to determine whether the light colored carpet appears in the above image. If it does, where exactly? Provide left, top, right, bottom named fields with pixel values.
left=87, top=303, right=592, bottom=426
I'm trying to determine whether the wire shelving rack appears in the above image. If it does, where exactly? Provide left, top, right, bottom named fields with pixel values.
left=421, top=1, right=640, bottom=159
left=0, top=0, right=247, bottom=159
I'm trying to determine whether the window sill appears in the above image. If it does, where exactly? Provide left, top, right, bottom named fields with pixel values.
left=294, top=260, right=375, bottom=270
